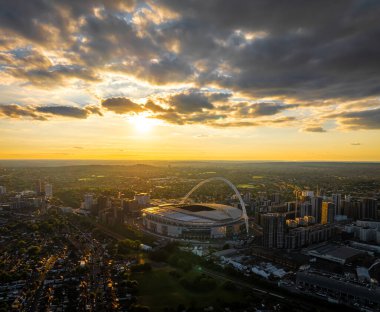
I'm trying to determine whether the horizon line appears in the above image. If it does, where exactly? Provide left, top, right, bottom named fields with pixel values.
left=0, top=159, right=380, bottom=163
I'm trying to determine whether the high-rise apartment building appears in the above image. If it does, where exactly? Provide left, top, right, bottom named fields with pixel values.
left=332, top=194, right=342, bottom=215
left=134, top=193, right=150, bottom=207
left=35, top=179, right=42, bottom=195
left=271, top=193, right=281, bottom=205
left=262, top=213, right=286, bottom=248
left=360, top=198, right=377, bottom=220
left=321, top=202, right=335, bottom=224
left=84, top=194, right=94, bottom=210
left=311, top=196, right=323, bottom=223
left=44, top=183, right=53, bottom=198
left=300, top=202, right=312, bottom=217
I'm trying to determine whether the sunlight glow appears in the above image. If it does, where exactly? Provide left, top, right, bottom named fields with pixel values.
left=128, top=114, right=157, bottom=133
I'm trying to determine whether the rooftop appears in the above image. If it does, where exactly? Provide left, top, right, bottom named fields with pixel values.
left=307, top=244, right=366, bottom=264
left=297, top=270, right=380, bottom=303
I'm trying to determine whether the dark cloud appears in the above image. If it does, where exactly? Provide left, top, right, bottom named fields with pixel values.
left=269, top=116, right=297, bottom=124
left=1, top=0, right=380, bottom=131
left=0, top=0, right=136, bottom=44
left=129, top=55, right=195, bottom=84
left=85, top=105, right=103, bottom=116
left=187, top=113, right=226, bottom=124
left=338, top=108, right=380, bottom=129
left=248, top=102, right=298, bottom=117
left=211, top=121, right=258, bottom=128
left=157, top=0, right=349, bottom=34
left=155, top=0, right=380, bottom=99
left=0, top=1, right=61, bottom=44
left=151, top=107, right=295, bottom=127
left=1, top=0, right=380, bottom=99
left=36, top=106, right=90, bottom=119
left=351, top=143, right=361, bottom=146
left=207, top=92, right=232, bottom=102
left=6, top=48, right=52, bottom=68
left=10, top=65, right=99, bottom=86
left=76, top=11, right=158, bottom=67
left=2, top=0, right=380, bottom=100
left=144, top=100, right=167, bottom=113
left=153, top=111, right=225, bottom=126
left=304, top=126, right=327, bottom=133
left=211, top=116, right=296, bottom=128
left=97, top=92, right=299, bottom=127
left=101, top=98, right=143, bottom=114
left=168, top=91, right=214, bottom=113
left=221, top=101, right=298, bottom=117
left=0, top=104, right=46, bottom=120
left=0, top=104, right=101, bottom=120
left=0, top=48, right=99, bottom=86
left=154, top=112, right=185, bottom=125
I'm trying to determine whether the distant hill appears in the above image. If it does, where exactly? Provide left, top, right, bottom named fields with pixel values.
left=0, top=159, right=379, bottom=168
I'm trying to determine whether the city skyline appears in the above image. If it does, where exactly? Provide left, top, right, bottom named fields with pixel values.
left=1, top=159, right=379, bottom=311
left=0, top=1, right=380, bottom=161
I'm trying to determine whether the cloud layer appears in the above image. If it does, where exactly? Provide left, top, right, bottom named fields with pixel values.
left=0, top=104, right=101, bottom=120
left=0, top=0, right=380, bottom=131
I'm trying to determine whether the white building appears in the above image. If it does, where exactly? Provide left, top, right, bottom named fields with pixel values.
left=356, top=267, right=371, bottom=283
left=59, top=207, right=73, bottom=214
left=139, top=244, right=153, bottom=252
left=359, top=227, right=376, bottom=242
left=83, top=193, right=94, bottom=210
left=44, top=183, right=53, bottom=198
left=251, top=262, right=287, bottom=279
left=0, top=186, right=6, bottom=195
left=134, top=193, right=150, bottom=207
left=302, top=190, right=314, bottom=198
left=344, top=220, right=380, bottom=244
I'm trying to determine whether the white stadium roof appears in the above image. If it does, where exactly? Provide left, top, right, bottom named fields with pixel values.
left=142, top=203, right=243, bottom=224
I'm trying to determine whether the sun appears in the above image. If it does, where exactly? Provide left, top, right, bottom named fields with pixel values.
left=128, top=114, right=157, bottom=133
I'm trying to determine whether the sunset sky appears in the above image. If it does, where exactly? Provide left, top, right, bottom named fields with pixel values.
left=0, top=0, right=379, bottom=161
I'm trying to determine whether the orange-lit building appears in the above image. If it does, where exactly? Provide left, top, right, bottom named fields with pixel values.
left=321, top=202, right=335, bottom=224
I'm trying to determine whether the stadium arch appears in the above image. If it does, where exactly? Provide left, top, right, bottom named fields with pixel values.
left=181, top=177, right=249, bottom=234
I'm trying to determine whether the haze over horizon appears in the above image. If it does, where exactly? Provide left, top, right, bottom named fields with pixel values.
left=1, top=1, right=380, bottom=161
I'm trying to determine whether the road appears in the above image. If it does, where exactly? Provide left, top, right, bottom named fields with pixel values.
left=28, top=255, right=58, bottom=312
left=201, top=268, right=285, bottom=300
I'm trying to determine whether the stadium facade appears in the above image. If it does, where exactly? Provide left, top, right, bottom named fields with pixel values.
left=142, top=203, right=246, bottom=240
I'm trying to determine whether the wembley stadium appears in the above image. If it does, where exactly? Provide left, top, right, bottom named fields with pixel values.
left=142, top=203, right=246, bottom=240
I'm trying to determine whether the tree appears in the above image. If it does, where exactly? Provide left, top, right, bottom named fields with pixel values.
left=222, top=281, right=237, bottom=291
left=222, top=243, right=230, bottom=250
left=130, top=263, right=152, bottom=273
left=118, top=239, right=141, bottom=254
left=27, top=245, right=41, bottom=255
left=130, top=304, right=150, bottom=312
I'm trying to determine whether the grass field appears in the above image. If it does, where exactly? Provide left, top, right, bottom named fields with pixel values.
left=131, top=265, right=249, bottom=311
left=237, top=184, right=257, bottom=189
